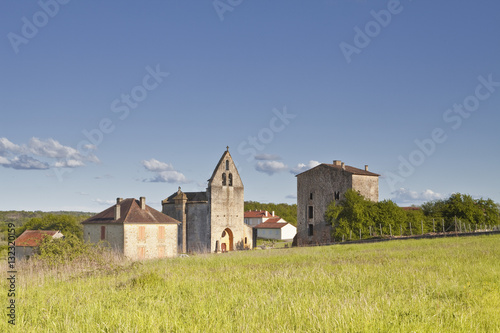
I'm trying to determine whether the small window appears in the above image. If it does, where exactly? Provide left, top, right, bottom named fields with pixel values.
left=310, top=193, right=313, bottom=200
left=158, top=226, right=165, bottom=241
left=138, top=247, right=145, bottom=259
left=222, top=173, right=227, bottom=186
left=308, top=224, right=314, bottom=236
left=100, top=226, right=106, bottom=240
left=228, top=173, right=233, bottom=186
left=138, top=226, right=146, bottom=241
left=308, top=206, right=313, bottom=219
left=334, top=191, right=340, bottom=200
left=244, top=237, right=247, bottom=245
left=226, top=160, right=229, bottom=170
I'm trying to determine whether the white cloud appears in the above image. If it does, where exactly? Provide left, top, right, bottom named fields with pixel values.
left=0, top=156, right=10, bottom=165
left=290, top=160, right=320, bottom=175
left=286, top=194, right=297, bottom=199
left=93, top=198, right=115, bottom=206
left=391, top=188, right=445, bottom=204
left=255, top=161, right=288, bottom=175
left=255, top=154, right=281, bottom=161
left=0, top=137, right=99, bottom=169
left=4, top=155, right=50, bottom=170
left=142, top=158, right=188, bottom=183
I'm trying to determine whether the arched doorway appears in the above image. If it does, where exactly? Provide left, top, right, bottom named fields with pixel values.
left=220, top=228, right=233, bottom=252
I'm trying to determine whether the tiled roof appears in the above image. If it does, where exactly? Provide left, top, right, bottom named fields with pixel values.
left=15, top=230, right=60, bottom=247
left=82, top=198, right=180, bottom=224
left=401, top=206, right=421, bottom=211
left=244, top=210, right=279, bottom=219
left=264, top=217, right=283, bottom=223
left=296, top=163, right=380, bottom=177
left=255, top=222, right=289, bottom=229
left=163, top=191, right=208, bottom=203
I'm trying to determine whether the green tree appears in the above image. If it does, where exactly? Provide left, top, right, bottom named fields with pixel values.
left=372, top=200, right=406, bottom=236
left=16, top=214, right=83, bottom=239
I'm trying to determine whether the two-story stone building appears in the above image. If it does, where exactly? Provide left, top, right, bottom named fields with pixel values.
left=296, top=160, right=379, bottom=246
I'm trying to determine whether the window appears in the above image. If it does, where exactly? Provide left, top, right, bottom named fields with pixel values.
left=100, top=226, right=106, bottom=240
left=138, top=247, right=145, bottom=259
left=138, top=226, right=146, bottom=241
left=244, top=237, right=247, bottom=245
left=228, top=173, right=233, bottom=186
left=158, top=246, right=165, bottom=258
left=310, top=193, right=313, bottom=200
left=334, top=191, right=340, bottom=200
left=308, top=206, right=313, bottom=219
left=226, top=160, right=229, bottom=170
left=308, top=224, right=314, bottom=236
left=222, top=173, right=227, bottom=186
left=158, top=226, right=165, bottom=241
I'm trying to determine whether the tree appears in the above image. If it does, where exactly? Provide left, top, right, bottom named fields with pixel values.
left=16, top=214, right=83, bottom=239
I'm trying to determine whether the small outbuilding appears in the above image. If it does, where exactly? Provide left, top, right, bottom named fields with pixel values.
left=14, top=230, right=64, bottom=261
left=254, top=218, right=297, bottom=241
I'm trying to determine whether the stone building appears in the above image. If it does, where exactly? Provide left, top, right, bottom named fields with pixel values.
left=162, top=148, right=253, bottom=253
left=296, top=160, right=379, bottom=246
left=82, top=197, right=180, bottom=260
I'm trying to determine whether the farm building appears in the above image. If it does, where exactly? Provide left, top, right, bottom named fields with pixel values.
left=81, top=197, right=180, bottom=260
left=254, top=219, right=297, bottom=241
left=162, top=148, right=254, bottom=253
left=14, top=230, right=64, bottom=261
left=244, top=210, right=279, bottom=226
left=296, top=160, right=379, bottom=246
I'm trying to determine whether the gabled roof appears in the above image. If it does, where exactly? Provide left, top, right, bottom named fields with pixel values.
left=244, top=210, right=279, bottom=218
left=264, top=217, right=283, bottom=223
left=296, top=163, right=380, bottom=177
left=255, top=222, right=290, bottom=229
left=207, top=148, right=243, bottom=187
left=163, top=191, right=208, bottom=203
left=82, top=198, right=180, bottom=224
left=15, top=230, right=61, bottom=247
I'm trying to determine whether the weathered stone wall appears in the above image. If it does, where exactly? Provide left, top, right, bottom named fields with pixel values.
left=296, top=165, right=352, bottom=246
left=83, top=224, right=124, bottom=252
left=123, top=223, right=177, bottom=260
left=352, top=174, right=379, bottom=202
left=186, top=202, right=210, bottom=253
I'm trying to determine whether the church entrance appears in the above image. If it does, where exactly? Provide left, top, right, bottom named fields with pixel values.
left=220, top=228, right=233, bottom=252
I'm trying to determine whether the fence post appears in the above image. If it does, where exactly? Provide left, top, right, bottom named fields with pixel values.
left=433, top=219, right=435, bottom=233
left=421, top=220, right=424, bottom=235
left=400, top=225, right=402, bottom=236
left=454, top=217, right=457, bottom=232
left=442, top=219, right=445, bottom=233
left=410, top=222, right=412, bottom=236
left=380, top=224, right=383, bottom=237
left=350, top=230, right=352, bottom=240
left=359, top=229, right=362, bottom=240
left=390, top=225, right=392, bottom=238
left=369, top=226, right=372, bottom=236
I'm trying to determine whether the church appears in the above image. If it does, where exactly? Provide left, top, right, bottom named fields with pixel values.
left=162, top=148, right=254, bottom=253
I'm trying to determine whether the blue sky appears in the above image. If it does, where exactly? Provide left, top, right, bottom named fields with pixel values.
left=1, top=0, right=499, bottom=212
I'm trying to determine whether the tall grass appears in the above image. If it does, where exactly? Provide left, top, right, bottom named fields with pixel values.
left=2, top=235, right=500, bottom=332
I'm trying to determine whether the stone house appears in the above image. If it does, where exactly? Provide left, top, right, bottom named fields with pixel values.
left=162, top=148, right=254, bottom=253
left=296, top=160, right=379, bottom=246
left=81, top=197, right=180, bottom=260
left=14, top=230, right=64, bottom=261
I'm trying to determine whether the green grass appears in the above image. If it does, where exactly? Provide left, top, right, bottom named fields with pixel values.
left=2, top=235, right=500, bottom=332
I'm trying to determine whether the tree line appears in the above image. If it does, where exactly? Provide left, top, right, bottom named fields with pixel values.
left=326, top=190, right=500, bottom=241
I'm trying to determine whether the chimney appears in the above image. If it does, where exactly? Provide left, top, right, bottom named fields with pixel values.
left=341, top=162, right=345, bottom=170
left=333, top=160, right=342, bottom=166
left=265, top=211, right=268, bottom=217
left=365, top=165, right=369, bottom=171
left=140, top=197, right=146, bottom=210
left=115, top=198, right=122, bottom=220
left=272, top=211, right=275, bottom=216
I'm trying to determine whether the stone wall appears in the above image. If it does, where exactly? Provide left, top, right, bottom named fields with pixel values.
left=186, top=202, right=210, bottom=253
left=352, top=174, right=379, bottom=202
left=123, top=223, right=177, bottom=260
left=83, top=224, right=124, bottom=252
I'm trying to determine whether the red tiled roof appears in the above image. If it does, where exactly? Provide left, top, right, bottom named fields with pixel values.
left=255, top=222, right=289, bottom=229
left=401, top=206, right=421, bottom=211
left=82, top=198, right=180, bottom=224
left=244, top=210, right=279, bottom=219
left=264, top=217, right=283, bottom=223
left=15, top=230, right=60, bottom=247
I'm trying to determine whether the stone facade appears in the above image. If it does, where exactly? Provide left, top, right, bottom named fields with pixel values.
left=82, top=197, right=180, bottom=260
left=162, top=148, right=253, bottom=253
left=296, top=160, right=379, bottom=246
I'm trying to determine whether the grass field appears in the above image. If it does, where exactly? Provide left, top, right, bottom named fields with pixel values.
left=2, top=235, right=500, bottom=332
